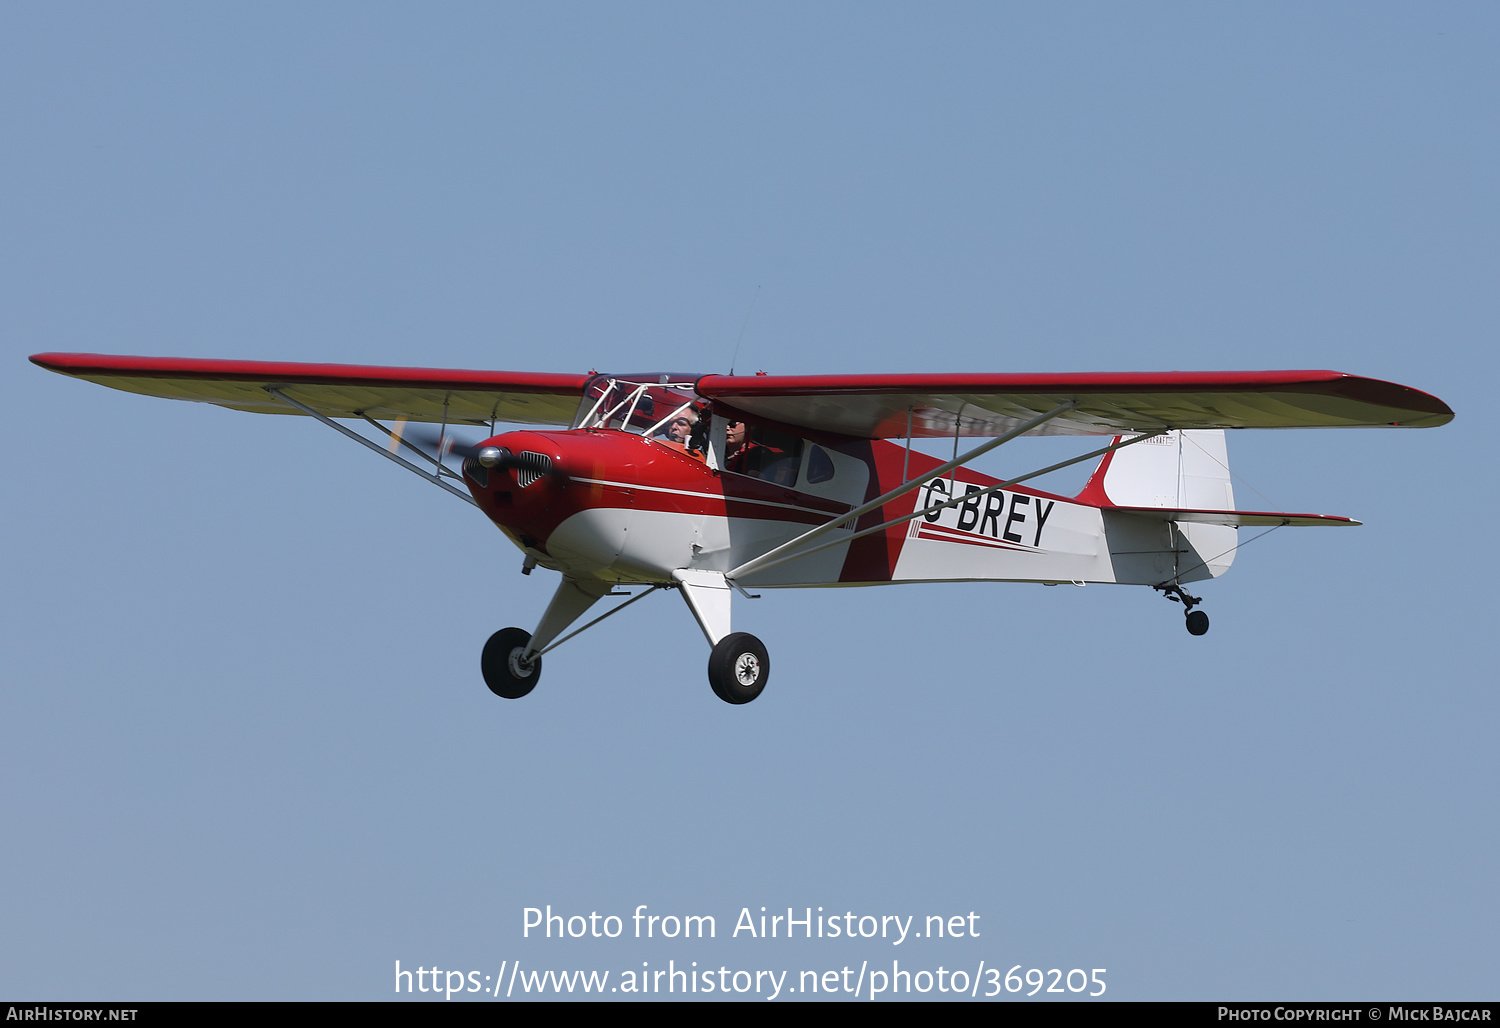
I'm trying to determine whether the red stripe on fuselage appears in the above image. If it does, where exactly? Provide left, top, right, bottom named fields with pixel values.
left=915, top=521, right=1034, bottom=551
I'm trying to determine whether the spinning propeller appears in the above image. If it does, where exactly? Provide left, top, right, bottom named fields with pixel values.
left=403, top=425, right=558, bottom=484
left=405, top=425, right=484, bottom=462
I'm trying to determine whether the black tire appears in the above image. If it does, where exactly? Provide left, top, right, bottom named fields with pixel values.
left=1185, top=610, right=1210, bottom=636
left=481, top=627, right=541, bottom=698
left=707, top=632, right=769, bottom=704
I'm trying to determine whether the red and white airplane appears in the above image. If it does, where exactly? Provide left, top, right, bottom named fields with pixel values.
left=32, top=353, right=1452, bottom=704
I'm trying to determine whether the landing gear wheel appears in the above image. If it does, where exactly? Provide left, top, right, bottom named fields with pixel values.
left=707, top=632, right=769, bottom=705
left=1156, top=582, right=1209, bottom=637
left=482, top=627, right=541, bottom=699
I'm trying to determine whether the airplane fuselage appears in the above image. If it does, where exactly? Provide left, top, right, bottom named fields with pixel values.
left=467, top=427, right=1227, bottom=590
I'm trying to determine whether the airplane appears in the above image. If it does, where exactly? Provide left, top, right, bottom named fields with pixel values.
left=30, top=352, right=1453, bottom=705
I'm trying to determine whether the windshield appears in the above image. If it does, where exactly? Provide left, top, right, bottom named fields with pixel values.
left=572, top=375, right=705, bottom=441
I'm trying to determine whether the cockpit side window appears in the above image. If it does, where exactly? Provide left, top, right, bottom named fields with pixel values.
left=725, top=424, right=803, bottom=487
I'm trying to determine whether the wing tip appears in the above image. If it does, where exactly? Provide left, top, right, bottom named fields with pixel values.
left=29, top=352, right=72, bottom=373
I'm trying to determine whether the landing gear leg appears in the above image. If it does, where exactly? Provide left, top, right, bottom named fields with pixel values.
left=481, top=577, right=613, bottom=699
left=1155, top=582, right=1210, bottom=636
left=673, top=570, right=770, bottom=705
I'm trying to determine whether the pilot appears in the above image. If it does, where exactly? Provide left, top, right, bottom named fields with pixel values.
left=658, top=412, right=696, bottom=444
left=654, top=410, right=707, bottom=461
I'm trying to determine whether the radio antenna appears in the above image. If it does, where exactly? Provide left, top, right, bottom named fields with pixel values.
left=728, top=285, right=761, bottom=376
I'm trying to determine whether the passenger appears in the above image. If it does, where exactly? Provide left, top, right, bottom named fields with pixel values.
left=726, top=421, right=791, bottom=481
left=725, top=420, right=751, bottom=472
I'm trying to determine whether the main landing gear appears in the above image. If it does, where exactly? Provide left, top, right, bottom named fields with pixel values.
left=478, top=576, right=772, bottom=705
left=1155, top=583, right=1210, bottom=637
left=481, top=627, right=541, bottom=698
left=707, top=632, right=769, bottom=704
left=480, top=624, right=773, bottom=705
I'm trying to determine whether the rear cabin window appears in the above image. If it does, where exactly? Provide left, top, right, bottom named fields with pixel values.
left=806, top=445, right=835, bottom=484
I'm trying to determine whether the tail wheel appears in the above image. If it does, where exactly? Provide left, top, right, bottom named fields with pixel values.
left=708, top=632, right=769, bottom=704
left=482, top=627, right=541, bottom=698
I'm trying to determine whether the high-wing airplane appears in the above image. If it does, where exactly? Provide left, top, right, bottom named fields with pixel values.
left=31, top=353, right=1452, bottom=705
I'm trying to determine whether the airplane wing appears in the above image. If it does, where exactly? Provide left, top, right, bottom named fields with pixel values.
left=695, top=370, right=1454, bottom=438
left=29, top=352, right=591, bottom=426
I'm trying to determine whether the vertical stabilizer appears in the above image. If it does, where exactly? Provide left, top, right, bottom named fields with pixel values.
left=1098, top=430, right=1234, bottom=511
left=1079, top=430, right=1239, bottom=580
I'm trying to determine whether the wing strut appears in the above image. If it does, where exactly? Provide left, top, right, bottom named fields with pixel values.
left=726, top=402, right=1079, bottom=581
left=266, top=387, right=478, bottom=507
left=357, top=414, right=466, bottom=483
left=729, top=429, right=1167, bottom=582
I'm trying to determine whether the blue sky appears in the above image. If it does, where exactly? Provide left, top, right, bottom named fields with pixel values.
left=3, top=2, right=1495, bottom=1001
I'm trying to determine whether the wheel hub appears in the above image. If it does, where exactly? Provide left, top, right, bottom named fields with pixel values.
left=508, top=648, right=537, bottom=679
left=734, top=653, right=760, bottom=686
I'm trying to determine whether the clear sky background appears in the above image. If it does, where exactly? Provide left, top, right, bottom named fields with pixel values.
left=2, top=2, right=1495, bottom=1001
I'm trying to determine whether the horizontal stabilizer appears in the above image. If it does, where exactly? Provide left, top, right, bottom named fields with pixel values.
left=1109, top=506, right=1360, bottom=527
